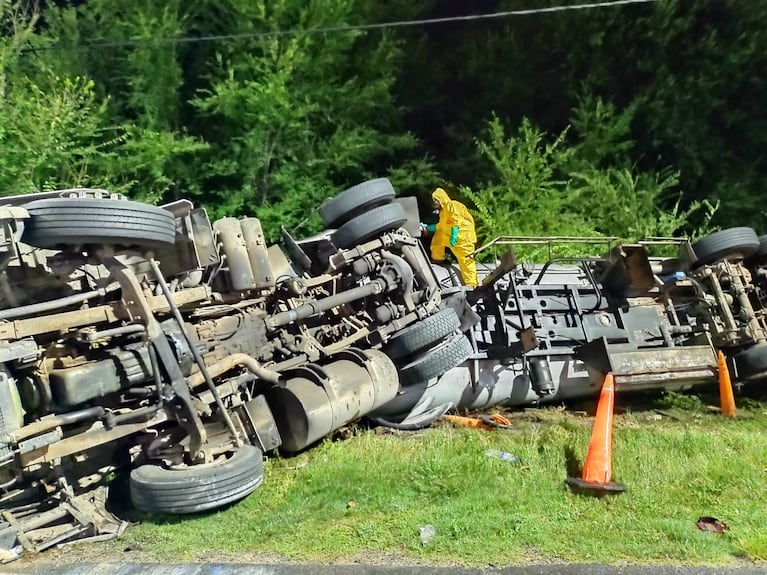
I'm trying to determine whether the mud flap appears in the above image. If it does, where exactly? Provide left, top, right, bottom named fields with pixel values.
left=576, top=337, right=718, bottom=389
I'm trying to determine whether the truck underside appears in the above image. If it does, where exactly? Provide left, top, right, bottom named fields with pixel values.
left=0, top=180, right=765, bottom=559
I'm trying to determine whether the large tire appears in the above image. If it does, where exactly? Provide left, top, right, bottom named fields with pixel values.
left=130, top=445, right=264, bottom=515
left=320, top=178, right=396, bottom=229
left=749, top=234, right=767, bottom=264
left=385, top=308, right=461, bottom=361
left=689, top=227, right=759, bottom=267
left=22, top=198, right=177, bottom=249
left=398, top=334, right=473, bottom=386
left=332, top=203, right=407, bottom=249
left=733, top=343, right=767, bottom=382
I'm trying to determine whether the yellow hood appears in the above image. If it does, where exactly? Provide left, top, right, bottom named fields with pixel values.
left=432, top=187, right=451, bottom=208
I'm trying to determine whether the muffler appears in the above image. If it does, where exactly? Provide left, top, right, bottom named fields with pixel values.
left=265, top=349, right=398, bottom=452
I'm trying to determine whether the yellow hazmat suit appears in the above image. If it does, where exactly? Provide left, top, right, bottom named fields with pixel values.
left=429, top=188, right=478, bottom=287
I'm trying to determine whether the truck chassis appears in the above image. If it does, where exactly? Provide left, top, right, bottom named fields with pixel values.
left=0, top=180, right=764, bottom=559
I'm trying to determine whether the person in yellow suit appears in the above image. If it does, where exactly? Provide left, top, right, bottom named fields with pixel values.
left=421, top=188, right=478, bottom=287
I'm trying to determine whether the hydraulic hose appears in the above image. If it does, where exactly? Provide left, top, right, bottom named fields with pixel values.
left=4, top=406, right=105, bottom=443
left=370, top=402, right=453, bottom=431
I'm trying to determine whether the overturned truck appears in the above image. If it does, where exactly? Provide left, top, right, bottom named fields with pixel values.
left=0, top=179, right=765, bottom=557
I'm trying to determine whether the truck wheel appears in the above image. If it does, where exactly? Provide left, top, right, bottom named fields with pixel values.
left=320, top=178, right=396, bottom=229
left=748, top=234, right=767, bottom=264
left=733, top=343, right=767, bottom=382
left=398, top=334, right=473, bottom=386
left=22, top=198, right=176, bottom=249
left=689, top=227, right=759, bottom=267
left=385, top=308, right=461, bottom=361
left=332, top=203, right=407, bottom=249
left=130, top=445, right=264, bottom=515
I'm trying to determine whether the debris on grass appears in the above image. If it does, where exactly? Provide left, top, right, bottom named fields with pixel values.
left=697, top=517, right=729, bottom=533
left=484, top=449, right=521, bottom=463
left=419, top=525, right=435, bottom=545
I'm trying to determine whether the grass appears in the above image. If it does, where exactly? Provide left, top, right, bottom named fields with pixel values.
left=106, top=391, right=767, bottom=567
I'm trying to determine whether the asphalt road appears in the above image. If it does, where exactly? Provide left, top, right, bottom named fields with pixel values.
left=2, top=564, right=765, bottom=575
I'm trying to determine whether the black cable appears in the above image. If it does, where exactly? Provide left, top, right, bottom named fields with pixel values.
left=23, top=0, right=662, bottom=53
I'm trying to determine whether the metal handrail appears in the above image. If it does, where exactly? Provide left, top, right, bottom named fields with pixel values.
left=472, top=235, right=619, bottom=262
left=638, top=236, right=690, bottom=246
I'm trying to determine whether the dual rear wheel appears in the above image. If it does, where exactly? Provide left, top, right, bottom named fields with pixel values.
left=319, top=178, right=407, bottom=248
left=320, top=180, right=473, bottom=409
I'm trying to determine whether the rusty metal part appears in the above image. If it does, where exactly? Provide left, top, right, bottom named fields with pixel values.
left=266, top=276, right=393, bottom=330
left=724, top=261, right=767, bottom=344
left=580, top=341, right=718, bottom=389
left=4, top=407, right=105, bottom=444
left=187, top=353, right=280, bottom=388
left=240, top=218, right=274, bottom=290
left=399, top=241, right=441, bottom=310
left=214, top=218, right=256, bottom=291
left=701, top=266, right=739, bottom=336
left=0, top=285, right=210, bottom=341
left=0, top=284, right=119, bottom=321
left=327, top=232, right=404, bottom=272
left=18, top=412, right=167, bottom=467
left=214, top=218, right=275, bottom=291
left=316, top=324, right=371, bottom=356
left=0, top=486, right=127, bottom=555
left=103, top=257, right=206, bottom=458
left=148, top=258, right=240, bottom=445
left=103, top=405, right=161, bottom=429
left=84, top=324, right=145, bottom=342
left=381, top=249, right=415, bottom=312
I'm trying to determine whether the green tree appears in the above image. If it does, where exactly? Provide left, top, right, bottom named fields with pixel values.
left=32, top=0, right=208, bottom=203
left=188, top=0, right=433, bottom=239
left=35, top=0, right=437, bottom=236
left=0, top=2, right=112, bottom=194
left=462, top=102, right=716, bottom=261
left=399, top=0, right=767, bottom=233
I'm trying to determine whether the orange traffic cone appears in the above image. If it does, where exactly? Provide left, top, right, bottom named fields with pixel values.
left=566, top=373, right=626, bottom=495
left=717, top=351, right=736, bottom=417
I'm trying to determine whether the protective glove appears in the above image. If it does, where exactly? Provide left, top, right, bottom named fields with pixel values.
left=420, top=223, right=437, bottom=235
left=449, top=226, right=459, bottom=247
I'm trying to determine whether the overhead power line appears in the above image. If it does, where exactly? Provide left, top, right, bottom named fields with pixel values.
left=33, top=0, right=662, bottom=52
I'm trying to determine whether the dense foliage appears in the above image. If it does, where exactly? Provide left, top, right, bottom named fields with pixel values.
left=1, top=0, right=763, bottom=245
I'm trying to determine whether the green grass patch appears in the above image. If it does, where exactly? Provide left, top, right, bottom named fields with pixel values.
left=113, top=399, right=767, bottom=567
